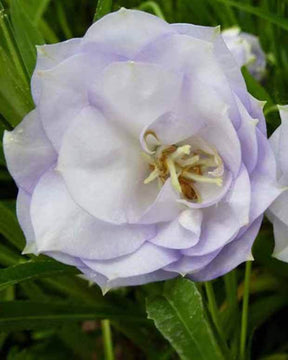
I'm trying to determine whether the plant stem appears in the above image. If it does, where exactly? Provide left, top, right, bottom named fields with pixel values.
left=224, top=270, right=238, bottom=311
left=205, top=282, right=223, bottom=339
left=101, top=319, right=114, bottom=360
left=240, top=261, right=252, bottom=360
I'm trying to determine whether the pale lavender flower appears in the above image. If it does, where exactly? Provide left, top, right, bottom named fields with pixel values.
left=267, top=106, right=288, bottom=261
left=3, top=9, right=281, bottom=290
left=222, top=27, right=266, bottom=80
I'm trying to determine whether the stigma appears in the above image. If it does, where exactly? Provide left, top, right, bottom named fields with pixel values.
left=143, top=131, right=224, bottom=202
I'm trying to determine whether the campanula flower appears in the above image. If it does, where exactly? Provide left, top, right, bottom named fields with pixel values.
left=4, top=9, right=281, bottom=290
left=222, top=27, right=266, bottom=80
left=267, top=106, right=288, bottom=261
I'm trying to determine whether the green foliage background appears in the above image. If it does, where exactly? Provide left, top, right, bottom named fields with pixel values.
left=0, top=0, right=288, bottom=359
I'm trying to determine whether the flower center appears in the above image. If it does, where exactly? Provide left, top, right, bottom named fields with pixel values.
left=142, top=131, right=224, bottom=202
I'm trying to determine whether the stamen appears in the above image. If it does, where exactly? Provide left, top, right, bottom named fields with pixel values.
left=141, top=152, right=154, bottom=165
left=142, top=133, right=224, bottom=202
left=182, top=172, right=223, bottom=186
left=208, top=163, right=224, bottom=177
left=144, top=168, right=160, bottom=184
left=177, top=155, right=200, bottom=167
left=170, top=145, right=191, bottom=161
left=166, top=157, right=182, bottom=193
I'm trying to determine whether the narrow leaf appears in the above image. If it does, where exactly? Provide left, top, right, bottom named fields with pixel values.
left=0, top=47, right=33, bottom=127
left=147, top=278, right=225, bottom=360
left=0, top=202, right=25, bottom=250
left=214, top=0, right=288, bottom=32
left=0, top=300, right=147, bottom=331
left=93, top=0, right=112, bottom=22
left=0, top=260, right=79, bottom=292
left=11, top=0, right=44, bottom=76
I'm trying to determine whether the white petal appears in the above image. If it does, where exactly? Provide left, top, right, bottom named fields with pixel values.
left=83, top=8, right=173, bottom=58
left=139, top=179, right=182, bottom=225
left=227, top=164, right=251, bottom=227
left=3, top=110, right=56, bottom=194
left=150, top=209, right=202, bottom=249
left=164, top=249, right=220, bottom=274
left=58, top=106, right=159, bottom=225
left=189, top=216, right=263, bottom=281
left=90, top=61, right=182, bottom=138
left=236, top=96, right=258, bottom=173
left=32, top=38, right=81, bottom=104
left=278, top=105, right=288, bottom=180
left=38, top=52, right=113, bottom=150
left=31, top=169, right=154, bottom=260
left=182, top=202, right=240, bottom=256
left=251, top=129, right=284, bottom=223
left=16, top=190, right=37, bottom=254
left=178, top=170, right=233, bottom=209
left=81, top=242, right=180, bottom=280
left=136, top=33, right=240, bottom=125
left=272, top=217, right=288, bottom=260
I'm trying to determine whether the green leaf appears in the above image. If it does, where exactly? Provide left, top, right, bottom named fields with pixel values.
left=241, top=67, right=273, bottom=105
left=58, top=323, right=98, bottom=360
left=248, top=295, right=288, bottom=339
left=214, top=0, right=288, bottom=32
left=0, top=300, right=147, bottom=331
left=93, top=0, right=112, bottom=22
left=0, top=202, right=25, bottom=250
left=0, top=260, right=79, bottom=292
left=138, top=2, right=165, bottom=19
left=20, top=0, right=51, bottom=25
left=11, top=0, right=44, bottom=76
left=146, top=278, right=225, bottom=360
left=0, top=47, right=33, bottom=127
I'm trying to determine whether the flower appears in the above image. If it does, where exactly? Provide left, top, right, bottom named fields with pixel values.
left=3, top=9, right=281, bottom=290
left=222, top=27, right=266, bottom=80
left=267, top=106, right=288, bottom=261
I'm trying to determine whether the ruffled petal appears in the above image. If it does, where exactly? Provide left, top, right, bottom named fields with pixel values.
left=31, top=169, right=155, bottom=260
left=250, top=129, right=284, bottom=223
left=278, top=105, right=288, bottom=180
left=3, top=110, right=56, bottom=194
left=82, top=8, right=173, bottom=58
left=90, top=61, right=182, bottom=138
left=16, top=190, right=37, bottom=254
left=182, top=202, right=240, bottom=256
left=150, top=209, right=202, bottom=249
left=81, top=242, right=180, bottom=280
left=272, top=217, right=288, bottom=261
left=58, top=106, right=160, bottom=225
left=177, top=170, right=233, bottom=210
left=268, top=191, right=288, bottom=227
left=269, top=126, right=281, bottom=169
left=196, top=117, right=241, bottom=176
left=189, top=216, right=263, bottom=281
left=32, top=38, right=81, bottom=104
left=136, top=32, right=240, bottom=125
left=236, top=96, right=258, bottom=173
left=172, top=23, right=247, bottom=117
left=139, top=179, right=181, bottom=224
left=226, top=164, right=251, bottom=227
left=38, top=52, right=115, bottom=150
left=164, top=249, right=220, bottom=275
left=83, top=267, right=176, bottom=290
left=247, top=94, right=267, bottom=135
